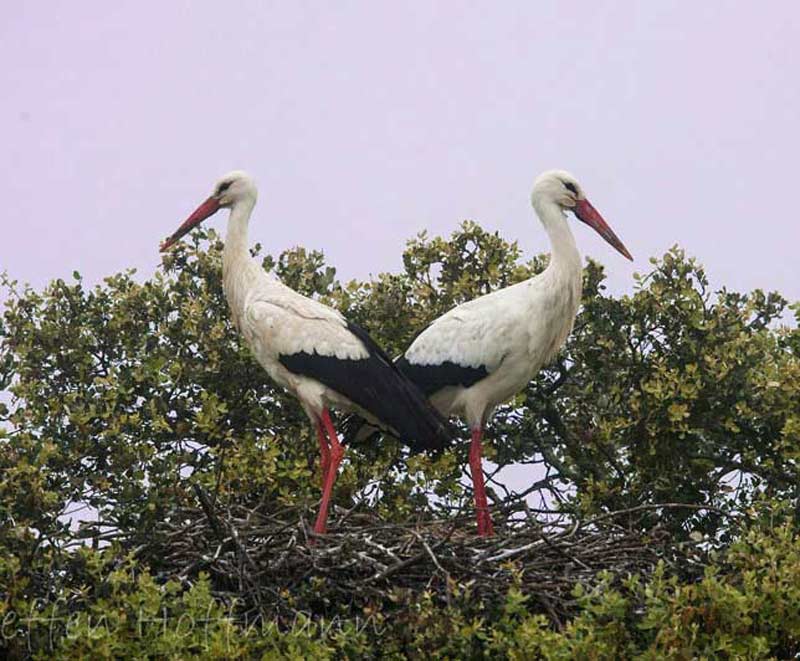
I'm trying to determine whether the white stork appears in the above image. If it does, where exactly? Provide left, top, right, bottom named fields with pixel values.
left=160, top=171, right=451, bottom=536
left=352, top=170, right=632, bottom=536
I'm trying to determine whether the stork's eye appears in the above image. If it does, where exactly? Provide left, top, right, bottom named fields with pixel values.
left=564, top=182, right=578, bottom=194
left=218, top=181, right=232, bottom=194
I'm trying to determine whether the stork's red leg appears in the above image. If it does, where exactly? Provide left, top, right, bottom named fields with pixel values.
left=317, top=423, right=330, bottom=488
left=469, top=427, right=495, bottom=536
left=312, top=409, right=345, bottom=535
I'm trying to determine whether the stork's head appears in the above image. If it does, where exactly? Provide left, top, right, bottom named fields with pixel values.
left=160, top=170, right=257, bottom=252
left=532, top=170, right=632, bottom=261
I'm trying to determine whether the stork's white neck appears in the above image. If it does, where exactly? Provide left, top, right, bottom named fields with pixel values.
left=223, top=197, right=257, bottom=261
left=533, top=198, right=582, bottom=274
left=221, top=196, right=259, bottom=329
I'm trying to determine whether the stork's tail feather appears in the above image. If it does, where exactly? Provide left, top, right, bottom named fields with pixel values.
left=340, top=414, right=381, bottom=447
left=341, top=406, right=453, bottom=454
left=377, top=376, right=454, bottom=453
left=342, top=321, right=454, bottom=453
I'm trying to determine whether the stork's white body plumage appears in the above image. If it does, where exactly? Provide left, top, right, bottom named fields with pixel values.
left=405, top=250, right=582, bottom=429
left=161, top=171, right=451, bottom=536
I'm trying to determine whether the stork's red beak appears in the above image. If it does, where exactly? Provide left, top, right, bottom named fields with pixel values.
left=573, top=199, right=633, bottom=261
left=160, top=196, right=221, bottom=252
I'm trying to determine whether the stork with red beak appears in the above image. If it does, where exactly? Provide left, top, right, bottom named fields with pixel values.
left=349, top=170, right=632, bottom=536
left=161, top=171, right=451, bottom=536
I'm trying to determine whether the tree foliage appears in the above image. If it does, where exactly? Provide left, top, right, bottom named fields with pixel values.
left=1, top=222, right=798, bottom=658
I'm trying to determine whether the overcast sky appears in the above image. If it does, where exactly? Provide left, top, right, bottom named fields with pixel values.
left=3, top=2, right=798, bottom=309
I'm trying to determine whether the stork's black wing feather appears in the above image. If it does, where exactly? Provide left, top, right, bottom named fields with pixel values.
left=395, top=356, right=488, bottom=397
left=278, top=321, right=452, bottom=453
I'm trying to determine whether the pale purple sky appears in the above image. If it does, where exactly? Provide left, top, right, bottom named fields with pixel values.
left=3, top=2, right=799, bottom=306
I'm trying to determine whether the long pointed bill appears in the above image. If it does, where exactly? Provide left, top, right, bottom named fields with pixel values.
left=573, top=199, right=633, bottom=261
left=160, top=196, right=221, bottom=252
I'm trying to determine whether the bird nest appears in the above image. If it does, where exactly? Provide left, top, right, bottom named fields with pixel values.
left=135, top=488, right=712, bottom=628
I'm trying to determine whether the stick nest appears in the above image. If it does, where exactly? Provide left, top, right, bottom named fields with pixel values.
left=134, top=489, right=710, bottom=627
